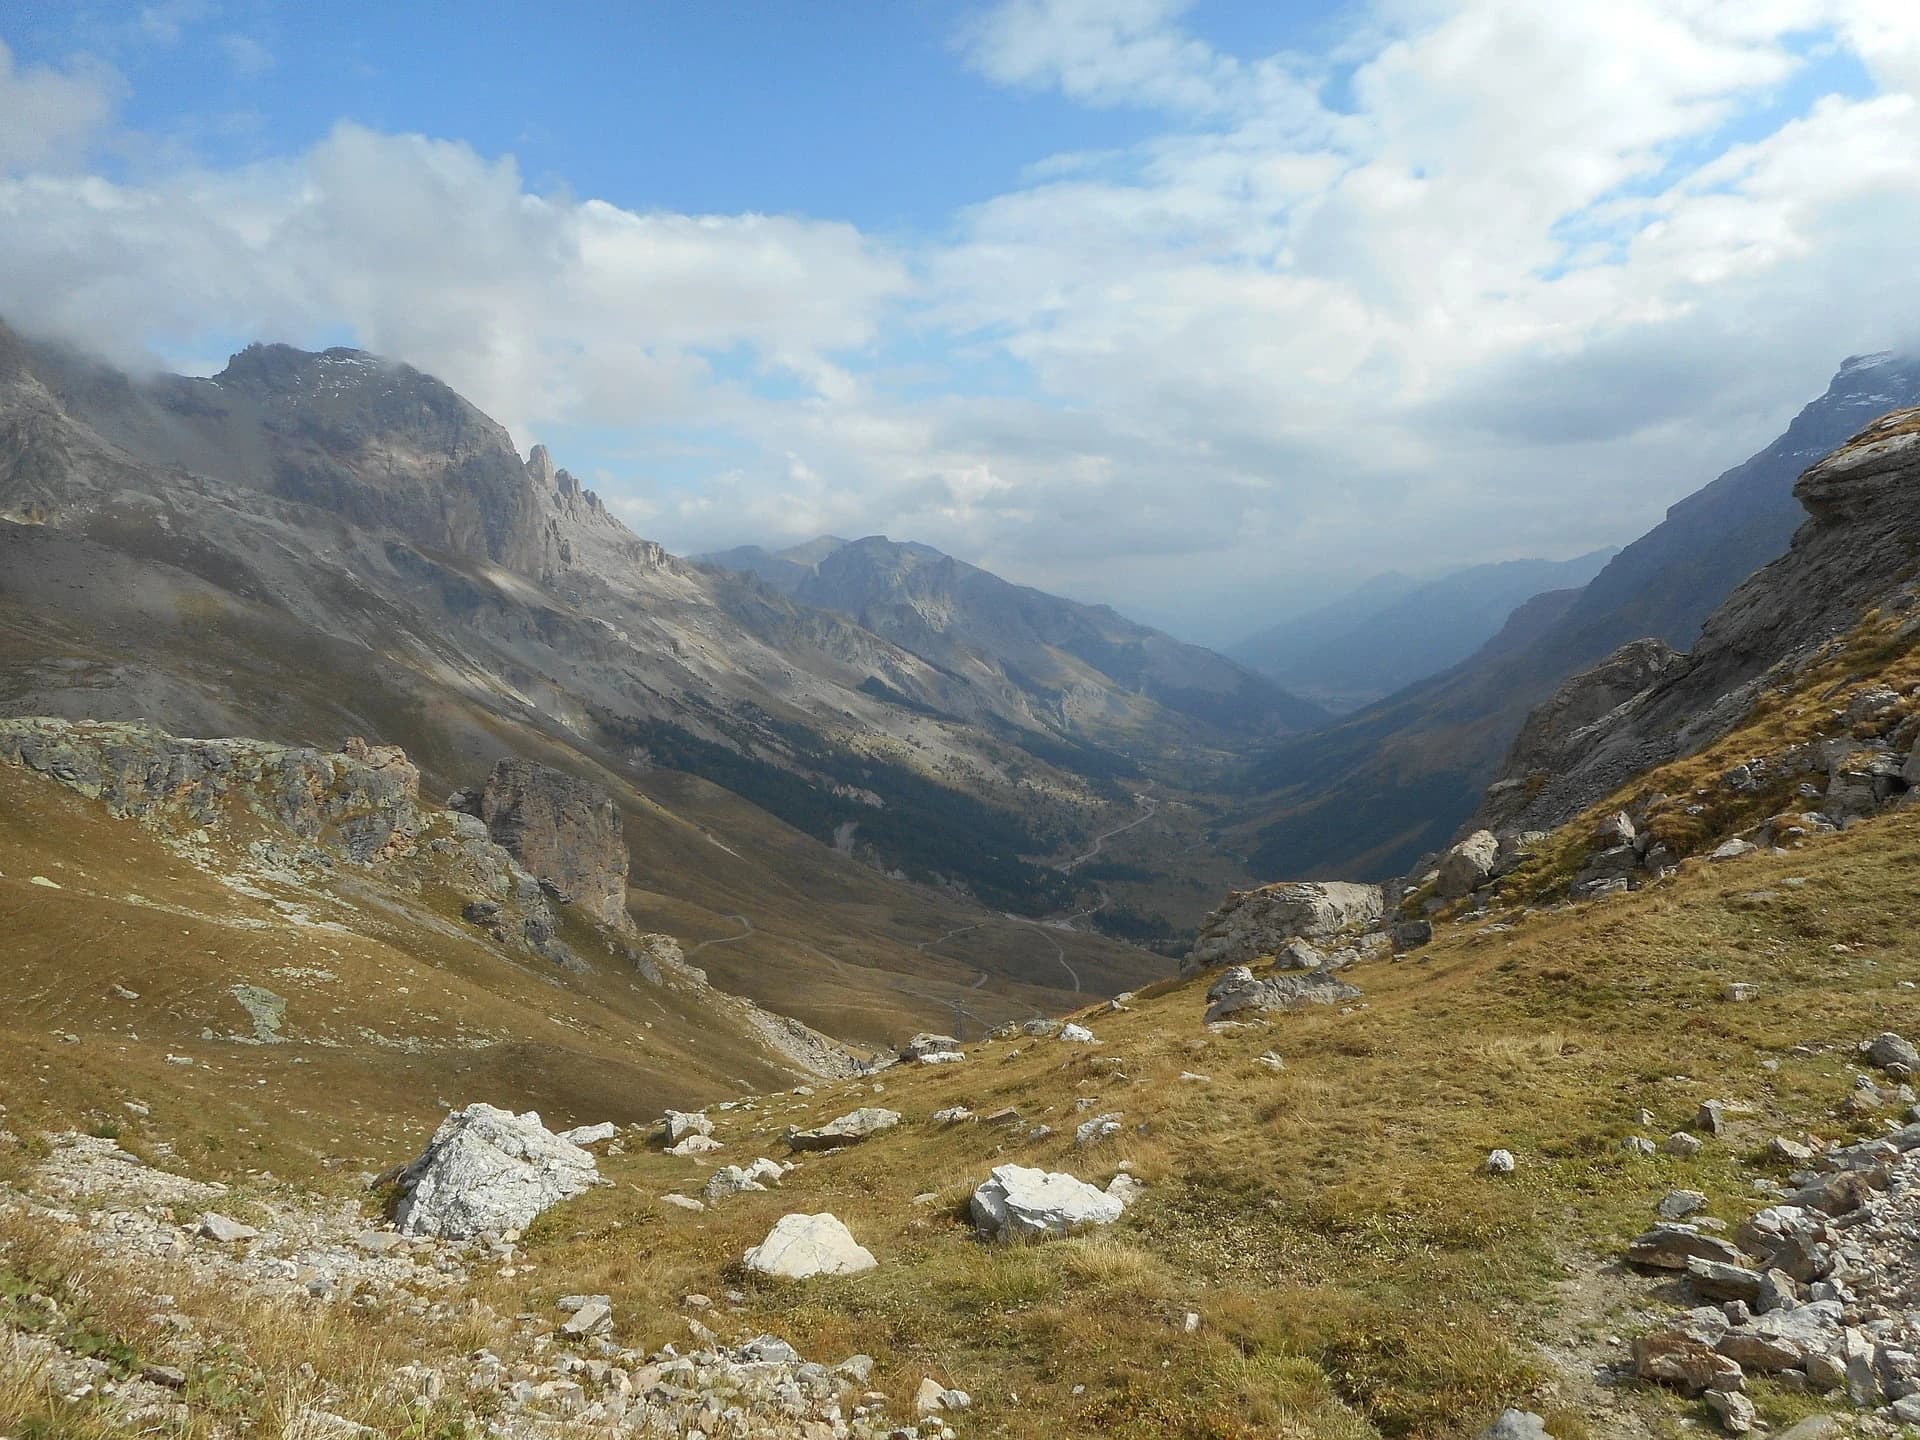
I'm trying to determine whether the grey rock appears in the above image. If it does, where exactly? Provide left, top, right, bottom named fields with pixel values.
left=1686, top=1257, right=1763, bottom=1303
left=393, top=1103, right=599, bottom=1239
left=970, top=1164, right=1125, bottom=1242
left=787, top=1108, right=901, bottom=1151
left=1865, top=1032, right=1920, bottom=1072
left=198, top=1212, right=259, bottom=1243
left=1705, top=1386, right=1756, bottom=1434
left=1184, top=881, right=1384, bottom=973
left=1477, top=1411, right=1551, bottom=1440
left=1435, top=830, right=1499, bottom=899
left=1626, top=1224, right=1750, bottom=1271
left=1202, top=964, right=1361, bottom=1023
left=470, top=758, right=631, bottom=933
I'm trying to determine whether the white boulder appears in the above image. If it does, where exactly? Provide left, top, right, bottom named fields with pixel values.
left=394, top=1103, right=599, bottom=1239
left=742, top=1213, right=877, bottom=1279
left=970, top=1163, right=1125, bottom=1241
left=658, top=1110, right=713, bottom=1146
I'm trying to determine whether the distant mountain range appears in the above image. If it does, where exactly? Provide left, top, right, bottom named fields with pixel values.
left=1231, top=349, right=1920, bottom=881
left=699, top=536, right=1328, bottom=742
left=1228, top=551, right=1616, bottom=711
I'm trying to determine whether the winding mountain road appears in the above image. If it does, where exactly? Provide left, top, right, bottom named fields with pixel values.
left=1063, top=796, right=1159, bottom=872
left=688, top=913, right=753, bottom=954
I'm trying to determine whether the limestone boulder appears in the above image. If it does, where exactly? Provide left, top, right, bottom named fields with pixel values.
left=1435, top=830, right=1499, bottom=899
left=393, top=1103, right=599, bottom=1239
left=1184, top=881, right=1384, bottom=973
left=787, top=1108, right=901, bottom=1152
left=1203, top=965, right=1360, bottom=1023
left=742, top=1213, right=876, bottom=1279
left=970, top=1163, right=1125, bottom=1241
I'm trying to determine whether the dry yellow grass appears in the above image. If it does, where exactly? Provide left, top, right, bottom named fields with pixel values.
left=420, top=798, right=1920, bottom=1438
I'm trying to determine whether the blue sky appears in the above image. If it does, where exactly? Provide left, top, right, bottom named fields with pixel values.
left=2, top=1, right=1918, bottom=642
left=14, top=2, right=1348, bottom=223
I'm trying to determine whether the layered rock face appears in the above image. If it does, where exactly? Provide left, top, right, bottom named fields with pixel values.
left=1184, top=880, right=1383, bottom=973
left=0, top=716, right=593, bottom=969
left=458, top=758, right=632, bottom=932
left=1472, top=639, right=1685, bottom=833
left=0, top=717, right=420, bottom=863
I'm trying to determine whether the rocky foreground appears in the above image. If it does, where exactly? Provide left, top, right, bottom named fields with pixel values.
left=0, top=1122, right=957, bottom=1440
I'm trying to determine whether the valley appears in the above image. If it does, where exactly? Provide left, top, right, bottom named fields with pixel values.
left=7, top=321, right=1920, bottom=1440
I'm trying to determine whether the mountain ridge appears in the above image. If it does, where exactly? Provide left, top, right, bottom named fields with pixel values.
left=1232, top=349, right=1920, bottom=882
left=700, top=533, right=1330, bottom=745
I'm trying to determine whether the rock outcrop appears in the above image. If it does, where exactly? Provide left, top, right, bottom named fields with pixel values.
left=1471, top=639, right=1685, bottom=834
left=1474, top=407, right=1920, bottom=840
left=1185, top=881, right=1383, bottom=974
left=455, top=758, right=632, bottom=933
left=392, top=1104, right=600, bottom=1240
left=970, top=1164, right=1125, bottom=1241
left=1203, top=964, right=1361, bottom=1023
left=0, top=718, right=421, bottom=864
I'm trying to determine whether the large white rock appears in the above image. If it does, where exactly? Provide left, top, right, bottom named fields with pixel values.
left=394, top=1103, right=599, bottom=1239
left=1184, top=881, right=1384, bottom=973
left=1435, top=830, right=1499, bottom=899
left=742, top=1213, right=877, bottom=1278
left=970, top=1163, right=1125, bottom=1241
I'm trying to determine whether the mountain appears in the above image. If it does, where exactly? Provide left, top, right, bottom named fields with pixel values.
left=1232, top=350, right=1920, bottom=882
left=1227, top=550, right=1615, bottom=710
left=0, top=323, right=1170, bottom=1040
left=700, top=535, right=1328, bottom=748
left=1474, top=401, right=1920, bottom=842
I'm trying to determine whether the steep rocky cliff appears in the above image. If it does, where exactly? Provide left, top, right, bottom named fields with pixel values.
left=455, top=757, right=633, bottom=933
left=1234, top=352, right=1920, bottom=882
left=1481, top=407, right=1920, bottom=839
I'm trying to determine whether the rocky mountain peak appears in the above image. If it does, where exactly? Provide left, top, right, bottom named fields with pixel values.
left=525, top=443, right=559, bottom=487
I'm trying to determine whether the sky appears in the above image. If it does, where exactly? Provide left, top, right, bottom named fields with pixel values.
left=2, top=1, right=1919, bottom=644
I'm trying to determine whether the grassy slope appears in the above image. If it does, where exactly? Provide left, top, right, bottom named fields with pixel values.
left=6, top=674, right=1920, bottom=1436
left=463, top=805, right=1920, bottom=1439
left=0, top=768, right=806, bottom=1186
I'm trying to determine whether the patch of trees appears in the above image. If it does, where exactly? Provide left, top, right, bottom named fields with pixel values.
left=594, top=705, right=1076, bottom=915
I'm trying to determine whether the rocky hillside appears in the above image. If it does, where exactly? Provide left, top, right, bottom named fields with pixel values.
left=703, top=534, right=1327, bottom=747
left=16, top=723, right=1920, bottom=1436
left=0, top=320, right=1175, bottom=1025
left=1232, top=352, right=1920, bottom=883
left=1228, top=550, right=1614, bottom=712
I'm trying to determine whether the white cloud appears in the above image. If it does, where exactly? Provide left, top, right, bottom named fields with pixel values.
left=4, top=2, right=1920, bottom=641
left=0, top=123, right=910, bottom=439
left=0, top=41, right=120, bottom=175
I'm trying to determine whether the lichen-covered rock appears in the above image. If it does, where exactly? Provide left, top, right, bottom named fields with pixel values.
left=1184, top=881, right=1384, bottom=973
left=0, top=718, right=421, bottom=863
left=393, top=1103, right=599, bottom=1239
